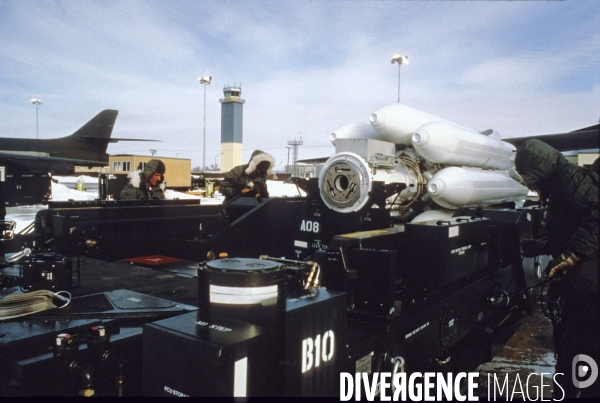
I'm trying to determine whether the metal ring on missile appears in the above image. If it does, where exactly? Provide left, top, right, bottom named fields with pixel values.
left=318, top=152, right=372, bottom=213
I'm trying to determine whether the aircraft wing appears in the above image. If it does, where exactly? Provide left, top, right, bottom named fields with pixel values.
left=296, top=157, right=331, bottom=164
left=81, top=137, right=161, bottom=144
left=0, top=151, right=107, bottom=167
left=502, top=124, right=599, bottom=152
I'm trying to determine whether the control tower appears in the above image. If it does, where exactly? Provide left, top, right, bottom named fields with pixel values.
left=219, top=85, right=245, bottom=172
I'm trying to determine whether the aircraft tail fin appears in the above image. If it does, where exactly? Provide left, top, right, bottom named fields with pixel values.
left=69, top=109, right=118, bottom=141
left=56, top=110, right=119, bottom=162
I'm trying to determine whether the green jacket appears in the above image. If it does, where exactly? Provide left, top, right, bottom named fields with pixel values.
left=220, top=150, right=275, bottom=199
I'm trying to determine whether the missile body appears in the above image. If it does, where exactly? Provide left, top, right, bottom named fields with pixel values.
left=427, top=167, right=528, bottom=209
left=330, top=122, right=383, bottom=145
left=369, top=103, right=449, bottom=145
left=323, top=103, right=529, bottom=214
left=412, top=121, right=515, bottom=170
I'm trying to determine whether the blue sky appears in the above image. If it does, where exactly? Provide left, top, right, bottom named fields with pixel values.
left=1, top=0, right=599, bottom=170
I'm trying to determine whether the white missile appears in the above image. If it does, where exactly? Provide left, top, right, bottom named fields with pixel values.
left=369, top=103, right=449, bottom=145
left=427, top=167, right=528, bottom=209
left=411, top=208, right=454, bottom=223
left=412, top=121, right=515, bottom=170
left=330, top=122, right=383, bottom=145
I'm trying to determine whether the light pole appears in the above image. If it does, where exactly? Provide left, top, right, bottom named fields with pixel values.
left=31, top=98, right=42, bottom=139
left=214, top=152, right=222, bottom=171
left=198, top=76, right=212, bottom=172
left=390, top=54, right=409, bottom=103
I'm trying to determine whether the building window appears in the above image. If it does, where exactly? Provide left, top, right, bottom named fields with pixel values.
left=123, top=161, right=131, bottom=171
left=113, top=161, right=122, bottom=172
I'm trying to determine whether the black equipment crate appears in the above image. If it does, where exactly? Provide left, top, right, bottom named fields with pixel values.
left=143, top=289, right=347, bottom=397
left=404, top=216, right=489, bottom=299
left=143, top=311, right=266, bottom=397
left=20, top=253, right=73, bottom=292
left=323, top=227, right=404, bottom=317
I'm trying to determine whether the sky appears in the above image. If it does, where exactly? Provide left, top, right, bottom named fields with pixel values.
left=1, top=0, right=599, bottom=171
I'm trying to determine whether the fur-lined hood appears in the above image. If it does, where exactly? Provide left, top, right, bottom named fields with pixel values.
left=244, top=150, right=275, bottom=175
left=127, top=159, right=166, bottom=188
left=127, top=170, right=143, bottom=188
left=144, top=159, right=166, bottom=179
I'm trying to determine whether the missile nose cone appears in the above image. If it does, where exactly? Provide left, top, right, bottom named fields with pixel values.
left=427, top=179, right=445, bottom=197
left=412, top=130, right=430, bottom=147
left=369, top=111, right=385, bottom=127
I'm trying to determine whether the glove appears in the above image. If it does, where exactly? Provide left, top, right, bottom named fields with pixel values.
left=521, top=239, right=546, bottom=257
left=255, top=194, right=263, bottom=203
left=548, top=251, right=580, bottom=279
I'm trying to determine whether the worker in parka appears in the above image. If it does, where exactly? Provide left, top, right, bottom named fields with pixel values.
left=516, top=139, right=599, bottom=398
left=120, top=159, right=167, bottom=200
left=219, top=150, right=275, bottom=202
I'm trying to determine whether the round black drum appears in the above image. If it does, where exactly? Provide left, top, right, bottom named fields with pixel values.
left=198, top=258, right=286, bottom=316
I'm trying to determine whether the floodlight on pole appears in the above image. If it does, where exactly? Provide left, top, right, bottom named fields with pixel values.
left=198, top=75, right=212, bottom=172
left=31, top=98, right=42, bottom=139
left=214, top=152, right=223, bottom=171
left=390, top=54, right=409, bottom=103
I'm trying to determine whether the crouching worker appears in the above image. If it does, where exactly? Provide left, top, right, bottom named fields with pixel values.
left=120, top=159, right=167, bottom=200
left=219, top=150, right=275, bottom=202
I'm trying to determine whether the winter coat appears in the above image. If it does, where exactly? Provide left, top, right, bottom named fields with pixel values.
left=219, top=150, right=275, bottom=200
left=515, top=140, right=600, bottom=302
left=120, top=159, right=166, bottom=200
left=515, top=139, right=598, bottom=258
left=516, top=140, right=600, bottom=391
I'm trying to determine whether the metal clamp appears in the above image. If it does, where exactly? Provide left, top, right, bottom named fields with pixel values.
left=436, top=356, right=451, bottom=365
left=5, top=247, right=32, bottom=263
left=534, top=258, right=543, bottom=280
left=390, top=356, right=405, bottom=394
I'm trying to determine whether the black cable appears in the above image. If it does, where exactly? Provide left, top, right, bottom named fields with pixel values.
left=558, top=273, right=599, bottom=322
left=539, top=272, right=553, bottom=324
left=538, top=269, right=598, bottom=332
